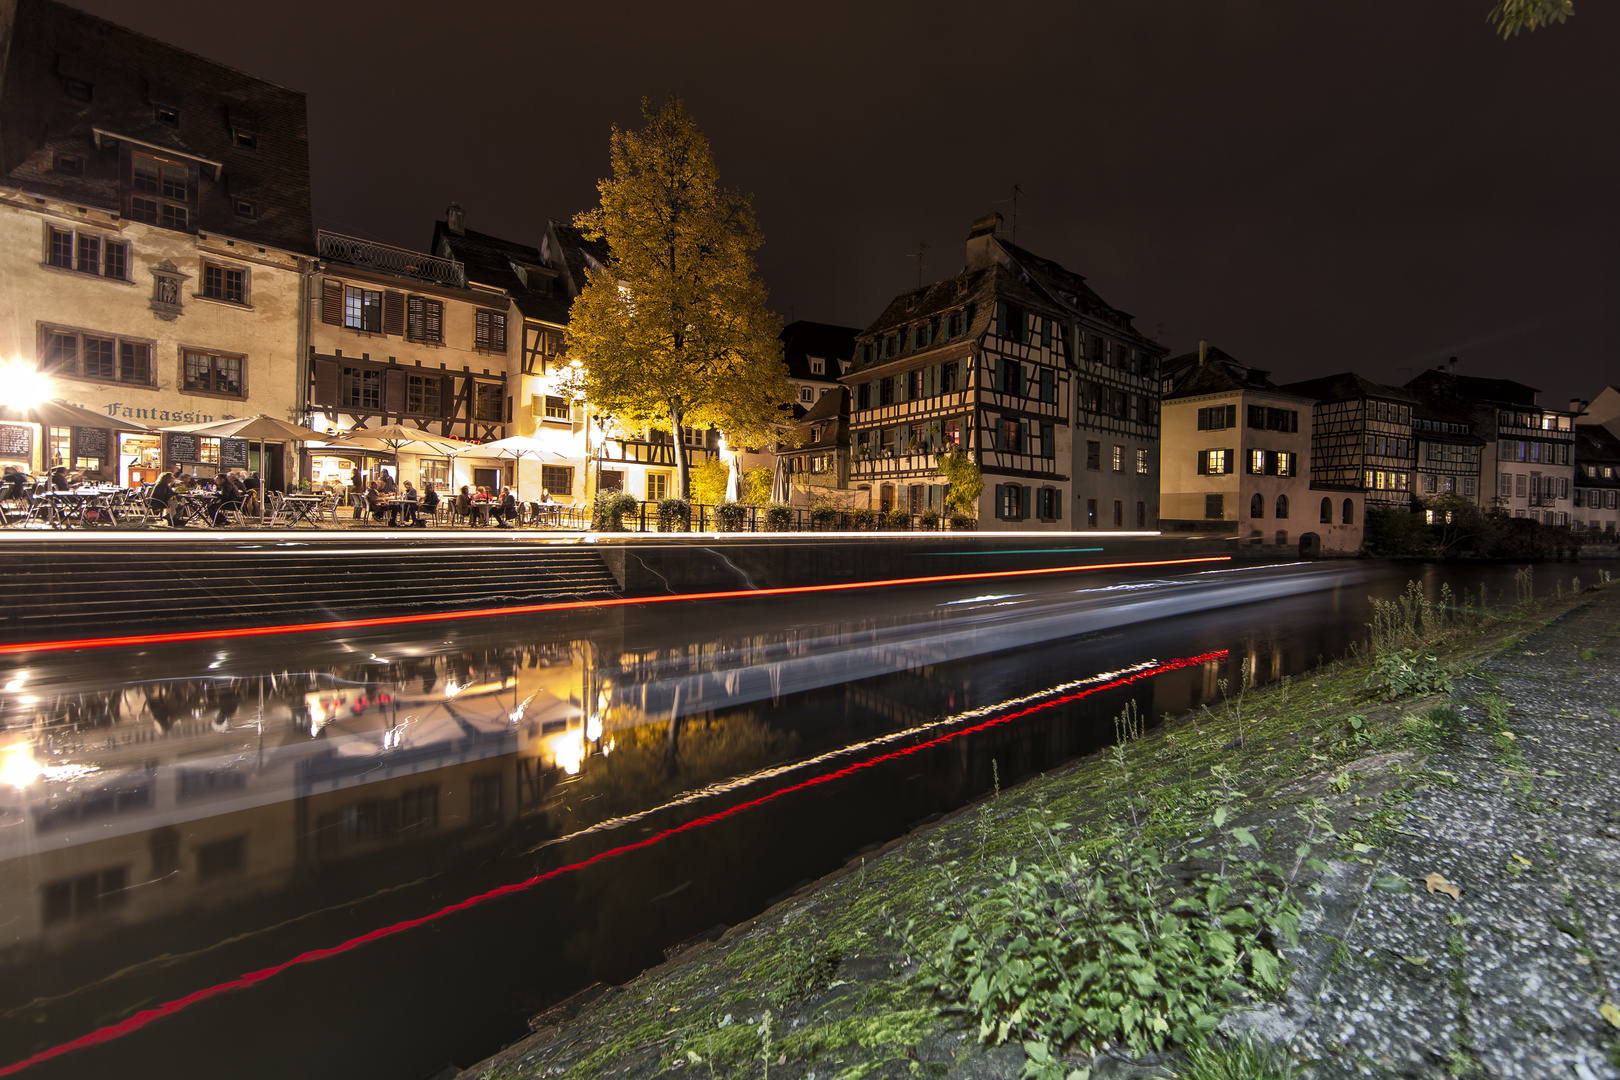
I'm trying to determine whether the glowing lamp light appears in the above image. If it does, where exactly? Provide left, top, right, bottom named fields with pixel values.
left=7, top=360, right=52, bottom=410
left=2, top=745, right=41, bottom=789
left=553, top=735, right=584, bottom=776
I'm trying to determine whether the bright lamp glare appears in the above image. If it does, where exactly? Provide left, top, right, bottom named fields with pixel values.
left=8, top=360, right=51, bottom=409
left=2, top=745, right=40, bottom=789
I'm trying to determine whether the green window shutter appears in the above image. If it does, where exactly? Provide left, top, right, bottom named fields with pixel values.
left=1041, top=423, right=1054, bottom=459
left=1041, top=368, right=1055, bottom=402
left=1041, top=319, right=1051, bottom=348
left=1021, top=486, right=1033, bottom=520
left=996, top=302, right=1007, bottom=338
left=1052, top=491, right=1062, bottom=521
left=994, top=484, right=1006, bottom=519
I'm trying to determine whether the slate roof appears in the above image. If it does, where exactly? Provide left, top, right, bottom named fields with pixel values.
left=1575, top=425, right=1620, bottom=487
left=545, top=222, right=611, bottom=295
left=1282, top=372, right=1420, bottom=406
left=780, top=320, right=858, bottom=382
left=1405, top=369, right=1542, bottom=408
left=430, top=220, right=569, bottom=323
left=1160, top=346, right=1302, bottom=400
left=844, top=263, right=1062, bottom=379
left=0, top=0, right=314, bottom=254
left=783, top=386, right=848, bottom=453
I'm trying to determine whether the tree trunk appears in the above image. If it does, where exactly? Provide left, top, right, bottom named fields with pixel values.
left=669, top=399, right=689, bottom=499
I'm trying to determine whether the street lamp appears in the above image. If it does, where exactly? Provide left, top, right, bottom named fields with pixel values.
left=6, top=358, right=52, bottom=410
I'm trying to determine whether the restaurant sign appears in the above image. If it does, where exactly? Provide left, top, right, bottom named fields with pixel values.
left=100, top=401, right=216, bottom=425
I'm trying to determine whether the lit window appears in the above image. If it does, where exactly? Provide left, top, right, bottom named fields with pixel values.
left=182, top=350, right=244, bottom=396
left=1112, top=444, right=1123, bottom=471
left=344, top=287, right=382, bottom=332
left=1136, top=448, right=1149, bottom=474
left=202, top=264, right=246, bottom=304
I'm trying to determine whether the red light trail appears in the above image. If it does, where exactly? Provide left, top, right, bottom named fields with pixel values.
left=0, top=648, right=1227, bottom=1074
left=0, top=556, right=1230, bottom=657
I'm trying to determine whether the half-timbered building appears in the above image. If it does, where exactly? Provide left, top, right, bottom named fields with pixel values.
left=1409, top=401, right=1483, bottom=505
left=0, top=0, right=313, bottom=488
left=1405, top=368, right=1577, bottom=524
left=1573, top=425, right=1620, bottom=540
left=1281, top=373, right=1420, bottom=511
left=840, top=258, right=1071, bottom=526
left=305, top=227, right=512, bottom=492
left=962, top=214, right=1165, bottom=529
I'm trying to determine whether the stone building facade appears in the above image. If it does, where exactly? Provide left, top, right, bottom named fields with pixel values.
left=0, top=0, right=313, bottom=487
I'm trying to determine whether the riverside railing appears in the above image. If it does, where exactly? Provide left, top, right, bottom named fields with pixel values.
left=589, top=501, right=969, bottom=533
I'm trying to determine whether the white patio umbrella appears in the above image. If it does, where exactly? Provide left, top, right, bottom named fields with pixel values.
left=771, top=456, right=792, bottom=504
left=724, top=453, right=741, bottom=503
left=168, top=414, right=329, bottom=524
left=449, top=434, right=569, bottom=502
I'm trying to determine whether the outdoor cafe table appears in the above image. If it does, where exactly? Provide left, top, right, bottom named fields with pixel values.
left=38, top=488, right=122, bottom=527
left=170, top=490, right=222, bottom=527
left=278, top=494, right=326, bottom=527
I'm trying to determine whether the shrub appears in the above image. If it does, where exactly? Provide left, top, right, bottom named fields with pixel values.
left=809, top=505, right=838, bottom=531
left=710, top=500, right=747, bottom=532
left=883, top=508, right=912, bottom=530
left=744, top=466, right=773, bottom=506
left=850, top=507, right=876, bottom=531
left=918, top=508, right=942, bottom=531
left=591, top=490, right=638, bottom=531
left=763, top=503, right=794, bottom=531
left=1365, top=648, right=1453, bottom=700
left=948, top=511, right=976, bottom=531
left=656, top=497, right=691, bottom=532
left=688, top=457, right=730, bottom=506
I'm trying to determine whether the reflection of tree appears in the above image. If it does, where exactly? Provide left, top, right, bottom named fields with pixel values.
left=547, top=707, right=799, bottom=834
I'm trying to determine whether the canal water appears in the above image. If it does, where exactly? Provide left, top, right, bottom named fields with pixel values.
left=0, top=559, right=1597, bottom=1078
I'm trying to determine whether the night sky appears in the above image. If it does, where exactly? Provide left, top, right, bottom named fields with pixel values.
left=72, top=0, right=1619, bottom=409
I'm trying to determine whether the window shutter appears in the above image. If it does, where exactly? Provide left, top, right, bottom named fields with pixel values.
left=406, top=296, right=423, bottom=340
left=1225, top=404, right=1237, bottom=427
left=1197, top=452, right=1207, bottom=475
left=995, top=302, right=1007, bottom=338
left=441, top=375, right=455, bottom=419
left=1051, top=491, right=1062, bottom=521
left=383, top=291, right=405, bottom=336
left=994, top=484, right=1006, bottom=519
left=492, top=314, right=507, bottom=352
left=1021, top=486, right=1032, bottom=520
left=1041, top=319, right=1051, bottom=348
left=312, top=358, right=340, bottom=406
left=1223, top=452, right=1235, bottom=475
left=384, top=367, right=405, bottom=414
left=1040, top=368, right=1054, bottom=402
left=475, top=311, right=490, bottom=350
left=1041, top=423, right=1054, bottom=458
left=321, top=279, right=343, bottom=325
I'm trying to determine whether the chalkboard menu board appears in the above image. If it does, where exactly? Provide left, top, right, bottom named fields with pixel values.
left=167, top=432, right=199, bottom=465
left=0, top=423, right=31, bottom=458
left=73, top=426, right=108, bottom=460
left=221, top=438, right=249, bottom=469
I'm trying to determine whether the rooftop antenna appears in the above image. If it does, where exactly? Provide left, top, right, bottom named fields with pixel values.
left=904, top=241, right=929, bottom=289
left=996, top=184, right=1025, bottom=241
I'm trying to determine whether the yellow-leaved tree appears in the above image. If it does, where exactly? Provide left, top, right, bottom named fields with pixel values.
left=567, top=96, right=796, bottom=498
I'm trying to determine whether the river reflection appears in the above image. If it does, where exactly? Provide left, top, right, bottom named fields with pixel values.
left=0, top=559, right=1599, bottom=1079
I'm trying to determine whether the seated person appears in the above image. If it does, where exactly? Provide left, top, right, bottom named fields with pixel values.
left=212, top=470, right=243, bottom=525
left=495, top=486, right=518, bottom=527
left=377, top=470, right=399, bottom=496
left=48, top=466, right=71, bottom=491
left=365, top=481, right=388, bottom=522
left=390, top=482, right=418, bottom=527
left=149, top=469, right=179, bottom=524
left=240, top=471, right=263, bottom=517
left=457, top=485, right=483, bottom=526
left=1, top=464, right=28, bottom=501
left=420, top=482, right=440, bottom=523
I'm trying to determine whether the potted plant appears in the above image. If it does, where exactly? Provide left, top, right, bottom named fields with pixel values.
left=948, top=511, right=977, bottom=531
left=591, top=491, right=638, bottom=531
left=850, top=507, right=876, bottom=531
left=810, top=505, right=838, bottom=531
left=884, top=508, right=912, bottom=530
left=656, top=497, right=691, bottom=532
left=918, top=508, right=942, bottom=531
left=711, top=501, right=747, bottom=532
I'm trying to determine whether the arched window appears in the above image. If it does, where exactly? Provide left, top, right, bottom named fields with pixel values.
left=1342, top=498, right=1355, bottom=525
left=1276, top=494, right=1289, bottom=519
left=1250, top=493, right=1264, bottom=519
left=1320, top=497, right=1333, bottom=523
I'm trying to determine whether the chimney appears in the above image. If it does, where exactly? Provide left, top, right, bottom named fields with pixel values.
left=964, top=212, right=1004, bottom=272
left=446, top=202, right=465, bottom=236
left=1448, top=355, right=1457, bottom=375
left=1197, top=339, right=1208, bottom=364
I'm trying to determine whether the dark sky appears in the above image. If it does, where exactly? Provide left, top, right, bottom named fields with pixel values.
left=77, top=0, right=1620, bottom=409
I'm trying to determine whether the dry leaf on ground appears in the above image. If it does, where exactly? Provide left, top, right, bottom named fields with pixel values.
left=1423, top=872, right=1461, bottom=900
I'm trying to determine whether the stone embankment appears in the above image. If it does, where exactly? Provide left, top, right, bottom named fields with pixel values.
left=457, top=580, right=1620, bottom=1080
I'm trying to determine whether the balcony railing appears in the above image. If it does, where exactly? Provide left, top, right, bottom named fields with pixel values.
left=317, top=230, right=467, bottom=289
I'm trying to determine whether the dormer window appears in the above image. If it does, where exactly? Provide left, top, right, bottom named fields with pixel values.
left=809, top=356, right=825, bottom=376
left=53, top=153, right=83, bottom=176
left=63, top=78, right=92, bottom=102
left=233, top=198, right=257, bottom=219
left=155, top=105, right=180, bottom=127
left=126, top=151, right=193, bottom=231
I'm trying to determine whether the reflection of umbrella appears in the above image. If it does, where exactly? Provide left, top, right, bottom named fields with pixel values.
left=724, top=454, right=740, bottom=503
left=771, top=456, right=791, bottom=504
left=177, top=415, right=329, bottom=525
left=450, top=435, right=569, bottom=502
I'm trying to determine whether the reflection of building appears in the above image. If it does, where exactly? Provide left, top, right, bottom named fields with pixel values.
left=0, top=0, right=314, bottom=488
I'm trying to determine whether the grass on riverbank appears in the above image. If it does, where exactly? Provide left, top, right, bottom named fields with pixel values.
left=474, top=568, right=1612, bottom=1080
